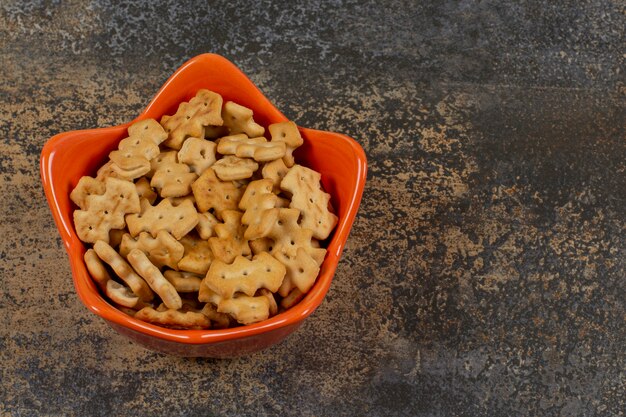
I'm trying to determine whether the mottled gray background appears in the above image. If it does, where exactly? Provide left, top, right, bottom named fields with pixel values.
left=1, top=1, right=624, bottom=416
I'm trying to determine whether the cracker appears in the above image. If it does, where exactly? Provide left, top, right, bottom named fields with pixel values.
left=249, top=237, right=273, bottom=255
left=126, top=198, right=198, bottom=240
left=134, top=306, right=211, bottom=330
left=127, top=249, right=182, bottom=310
left=238, top=179, right=280, bottom=240
left=264, top=208, right=326, bottom=296
left=109, top=119, right=168, bottom=178
left=200, top=303, right=230, bottom=329
left=178, top=137, right=217, bottom=175
left=267, top=208, right=327, bottom=266
left=196, top=211, right=219, bottom=240
left=178, top=233, right=214, bottom=275
left=148, top=150, right=178, bottom=178
left=212, top=155, right=259, bottom=181
left=204, top=252, right=285, bottom=298
left=259, top=288, right=278, bottom=316
left=280, top=288, right=305, bottom=310
left=84, top=248, right=111, bottom=292
left=269, top=121, right=303, bottom=167
left=198, top=279, right=224, bottom=305
left=162, top=270, right=203, bottom=293
left=119, top=230, right=184, bottom=270
left=134, top=177, right=157, bottom=204
left=110, top=163, right=150, bottom=181
left=217, top=134, right=286, bottom=162
left=70, top=176, right=105, bottom=210
left=281, top=164, right=338, bottom=240
left=150, top=160, right=198, bottom=198
left=93, top=240, right=154, bottom=302
left=191, top=168, right=244, bottom=216
left=261, top=158, right=289, bottom=194
left=208, top=210, right=251, bottom=264
left=217, top=294, right=270, bottom=325
left=161, top=89, right=224, bottom=150
left=106, top=279, right=147, bottom=309
left=274, top=247, right=320, bottom=297
left=222, top=101, right=264, bottom=137
left=73, top=177, right=141, bottom=244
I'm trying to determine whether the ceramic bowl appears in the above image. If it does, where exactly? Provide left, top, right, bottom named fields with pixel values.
left=40, top=53, right=367, bottom=357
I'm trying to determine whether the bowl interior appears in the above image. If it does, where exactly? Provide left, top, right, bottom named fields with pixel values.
left=40, top=53, right=366, bottom=344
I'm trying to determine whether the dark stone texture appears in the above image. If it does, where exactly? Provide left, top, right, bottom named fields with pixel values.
left=0, top=1, right=624, bottom=416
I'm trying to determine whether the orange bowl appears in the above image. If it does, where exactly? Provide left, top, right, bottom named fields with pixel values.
left=40, top=54, right=367, bottom=357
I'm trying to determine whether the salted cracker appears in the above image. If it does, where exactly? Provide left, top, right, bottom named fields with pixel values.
left=208, top=210, right=251, bottom=264
left=162, top=270, right=203, bottom=293
left=70, top=176, right=105, bottom=210
left=178, top=233, right=214, bottom=275
left=196, top=211, right=219, bottom=240
left=264, top=208, right=327, bottom=297
left=200, top=303, right=230, bottom=329
left=191, top=168, right=244, bottom=217
left=269, top=121, right=303, bottom=167
left=217, top=134, right=286, bottom=162
left=134, top=177, right=157, bottom=204
left=217, top=294, right=271, bottom=325
left=238, top=179, right=280, bottom=240
left=178, top=137, right=217, bottom=175
left=261, top=158, right=289, bottom=194
left=221, top=101, right=264, bottom=137
left=93, top=240, right=154, bottom=302
left=212, top=155, right=259, bottom=181
left=109, top=119, right=168, bottom=178
left=281, top=164, right=338, bottom=240
left=204, top=252, right=285, bottom=298
left=161, top=89, right=224, bottom=150
left=73, top=177, right=140, bottom=244
left=134, top=306, right=211, bottom=330
left=148, top=150, right=178, bottom=178
left=119, top=230, right=184, bottom=270
left=150, top=160, right=198, bottom=198
left=126, top=198, right=198, bottom=240
left=127, top=249, right=182, bottom=310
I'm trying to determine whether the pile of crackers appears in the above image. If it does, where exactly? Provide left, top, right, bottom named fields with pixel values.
left=70, top=89, right=337, bottom=329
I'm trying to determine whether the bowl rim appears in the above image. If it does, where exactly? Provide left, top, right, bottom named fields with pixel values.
left=40, top=53, right=367, bottom=345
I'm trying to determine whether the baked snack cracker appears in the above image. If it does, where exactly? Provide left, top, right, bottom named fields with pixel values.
left=70, top=176, right=105, bottom=210
left=135, top=306, right=211, bottom=330
left=281, top=164, right=338, bottom=240
left=269, top=121, right=303, bottom=167
left=119, top=230, right=184, bottom=270
left=109, top=119, right=168, bottom=179
left=93, top=240, right=154, bottom=302
left=150, top=160, right=198, bottom=198
left=73, top=177, right=140, bottom=244
left=126, top=198, right=198, bottom=239
left=204, top=252, right=286, bottom=298
left=208, top=210, right=251, bottom=264
left=127, top=249, right=182, bottom=310
left=191, top=168, right=244, bottom=216
left=161, top=89, right=223, bottom=150
left=212, top=155, right=259, bottom=181
left=217, top=294, right=271, bottom=325
left=178, top=137, right=217, bottom=174
left=178, top=233, right=213, bottom=275
left=217, top=134, right=286, bottom=162
left=222, top=101, right=264, bottom=137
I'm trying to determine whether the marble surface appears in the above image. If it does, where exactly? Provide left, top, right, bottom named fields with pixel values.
left=1, top=1, right=624, bottom=416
